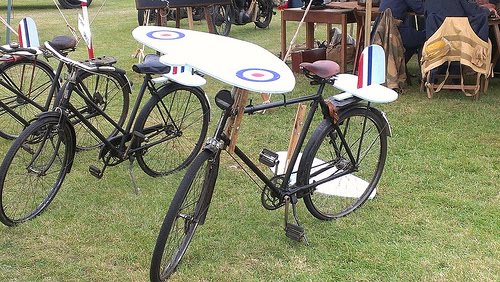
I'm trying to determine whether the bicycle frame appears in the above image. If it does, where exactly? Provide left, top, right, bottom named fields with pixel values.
left=209, top=83, right=363, bottom=200
left=56, top=68, right=176, bottom=162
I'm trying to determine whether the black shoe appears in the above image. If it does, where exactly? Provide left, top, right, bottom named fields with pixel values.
left=239, top=10, right=251, bottom=24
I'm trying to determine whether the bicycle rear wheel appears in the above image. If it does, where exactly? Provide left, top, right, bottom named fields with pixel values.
left=0, top=115, right=75, bottom=226
left=255, top=0, right=273, bottom=29
left=67, top=70, right=129, bottom=151
left=150, top=150, right=219, bottom=281
left=298, top=108, right=387, bottom=220
left=134, top=83, right=210, bottom=177
left=0, top=58, right=55, bottom=139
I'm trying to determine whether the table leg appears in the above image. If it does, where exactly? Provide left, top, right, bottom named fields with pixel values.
left=205, top=7, right=215, bottom=33
left=326, top=24, right=332, bottom=45
left=306, top=22, right=314, bottom=49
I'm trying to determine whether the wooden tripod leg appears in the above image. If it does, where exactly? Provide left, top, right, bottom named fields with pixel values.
left=260, top=93, right=271, bottom=103
left=187, top=7, right=194, bottom=29
left=286, top=103, right=307, bottom=170
left=223, top=87, right=249, bottom=153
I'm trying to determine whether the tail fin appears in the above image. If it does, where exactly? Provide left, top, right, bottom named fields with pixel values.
left=357, top=44, right=385, bottom=88
left=18, top=17, right=40, bottom=48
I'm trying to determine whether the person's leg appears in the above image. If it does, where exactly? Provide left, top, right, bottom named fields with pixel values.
left=235, top=0, right=251, bottom=24
left=399, top=26, right=426, bottom=63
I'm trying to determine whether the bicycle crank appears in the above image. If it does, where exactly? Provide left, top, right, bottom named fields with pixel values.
left=284, top=195, right=309, bottom=245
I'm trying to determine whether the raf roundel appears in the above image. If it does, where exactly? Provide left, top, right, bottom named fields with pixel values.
left=146, top=30, right=185, bottom=40
left=236, top=68, right=280, bottom=83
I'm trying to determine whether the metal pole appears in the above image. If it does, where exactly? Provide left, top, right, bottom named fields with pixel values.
left=6, top=0, right=12, bottom=43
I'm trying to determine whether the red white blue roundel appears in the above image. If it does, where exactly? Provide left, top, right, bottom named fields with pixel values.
left=236, top=68, right=280, bottom=82
left=146, top=30, right=185, bottom=40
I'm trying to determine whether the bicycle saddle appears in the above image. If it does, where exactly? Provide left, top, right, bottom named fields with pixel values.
left=132, top=54, right=171, bottom=74
left=46, top=36, right=77, bottom=52
left=300, top=60, right=340, bottom=78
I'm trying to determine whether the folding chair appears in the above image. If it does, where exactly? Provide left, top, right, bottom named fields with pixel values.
left=421, top=17, right=492, bottom=99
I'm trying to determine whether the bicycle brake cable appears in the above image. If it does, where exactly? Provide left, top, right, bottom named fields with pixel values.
left=225, top=151, right=266, bottom=194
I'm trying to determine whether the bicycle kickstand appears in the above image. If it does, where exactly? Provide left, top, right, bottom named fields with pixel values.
left=128, top=156, right=140, bottom=195
left=284, top=195, right=309, bottom=245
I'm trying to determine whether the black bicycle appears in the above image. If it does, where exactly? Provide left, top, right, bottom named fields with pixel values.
left=150, top=59, right=396, bottom=280
left=0, top=38, right=210, bottom=226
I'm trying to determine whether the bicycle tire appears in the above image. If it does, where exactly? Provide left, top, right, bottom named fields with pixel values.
left=66, top=70, right=130, bottom=151
left=58, top=0, right=93, bottom=9
left=133, top=83, right=210, bottom=177
left=192, top=7, right=205, bottom=21
left=254, top=0, right=273, bottom=29
left=0, top=58, right=56, bottom=140
left=210, top=5, right=232, bottom=36
left=0, top=115, right=75, bottom=226
left=150, top=150, right=219, bottom=281
left=298, top=107, right=387, bottom=220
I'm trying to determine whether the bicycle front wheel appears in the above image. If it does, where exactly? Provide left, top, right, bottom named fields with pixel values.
left=210, top=5, right=231, bottom=36
left=0, top=115, right=75, bottom=226
left=134, top=83, right=210, bottom=177
left=0, top=58, right=55, bottom=139
left=298, top=108, right=388, bottom=220
left=68, top=70, right=130, bottom=151
left=150, top=150, right=219, bottom=281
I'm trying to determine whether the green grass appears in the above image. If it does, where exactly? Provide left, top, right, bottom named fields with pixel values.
left=0, top=0, right=499, bottom=281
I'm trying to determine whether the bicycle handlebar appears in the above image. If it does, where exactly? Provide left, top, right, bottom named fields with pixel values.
left=43, top=41, right=115, bottom=73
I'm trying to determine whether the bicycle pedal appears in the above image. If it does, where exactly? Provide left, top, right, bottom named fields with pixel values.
left=89, top=165, right=103, bottom=179
left=259, top=149, right=279, bottom=167
left=285, top=223, right=305, bottom=242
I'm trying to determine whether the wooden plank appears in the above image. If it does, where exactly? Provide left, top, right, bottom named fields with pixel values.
left=223, top=88, right=249, bottom=153
left=286, top=103, right=307, bottom=170
left=187, top=7, right=194, bottom=29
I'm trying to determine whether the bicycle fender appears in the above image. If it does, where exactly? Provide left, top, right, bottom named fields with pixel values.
left=116, top=68, right=133, bottom=93
left=35, top=111, right=77, bottom=172
left=112, top=68, right=134, bottom=93
left=369, top=107, right=392, bottom=137
left=338, top=105, right=392, bottom=137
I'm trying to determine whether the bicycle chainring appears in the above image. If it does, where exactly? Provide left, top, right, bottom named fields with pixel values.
left=261, top=175, right=285, bottom=210
left=97, top=134, right=128, bottom=166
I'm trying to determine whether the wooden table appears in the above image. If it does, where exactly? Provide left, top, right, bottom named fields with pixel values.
left=327, top=2, right=382, bottom=73
left=280, top=7, right=356, bottom=72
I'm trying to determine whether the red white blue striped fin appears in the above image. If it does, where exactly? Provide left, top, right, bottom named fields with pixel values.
left=357, top=45, right=385, bottom=89
left=18, top=17, right=39, bottom=48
